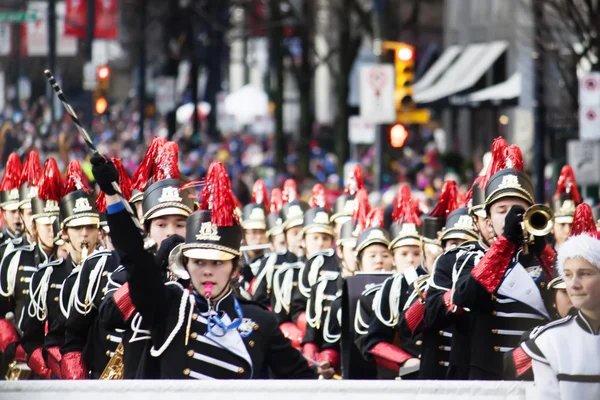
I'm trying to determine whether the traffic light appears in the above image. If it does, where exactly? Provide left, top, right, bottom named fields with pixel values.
left=390, top=124, right=408, bottom=148
left=94, top=65, right=110, bottom=115
left=393, top=44, right=415, bottom=111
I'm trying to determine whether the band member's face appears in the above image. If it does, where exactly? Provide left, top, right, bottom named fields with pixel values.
left=35, top=221, right=55, bottom=251
left=20, top=208, right=36, bottom=240
left=271, top=232, right=287, bottom=253
left=2, top=208, right=20, bottom=232
left=303, top=232, right=333, bottom=257
left=285, top=226, right=303, bottom=255
left=148, top=215, right=187, bottom=248
left=187, top=258, right=235, bottom=301
left=553, top=222, right=571, bottom=248
left=473, top=215, right=494, bottom=243
left=244, top=229, right=267, bottom=246
left=423, top=242, right=443, bottom=273
left=336, top=242, right=357, bottom=274
left=564, top=257, right=600, bottom=313
left=486, top=198, right=530, bottom=239
left=360, top=244, right=393, bottom=272
left=66, top=224, right=99, bottom=258
left=443, top=238, right=464, bottom=251
left=554, top=289, right=573, bottom=318
left=393, top=245, right=422, bottom=272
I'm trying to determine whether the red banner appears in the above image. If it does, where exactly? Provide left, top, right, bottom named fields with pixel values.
left=64, top=0, right=87, bottom=38
left=95, top=0, right=118, bottom=39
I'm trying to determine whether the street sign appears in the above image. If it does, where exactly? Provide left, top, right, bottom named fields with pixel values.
left=348, top=116, right=377, bottom=144
left=0, top=23, right=10, bottom=56
left=567, top=140, right=600, bottom=185
left=0, top=11, right=39, bottom=23
left=359, top=64, right=396, bottom=124
left=580, top=72, right=600, bottom=106
left=579, top=105, right=600, bottom=141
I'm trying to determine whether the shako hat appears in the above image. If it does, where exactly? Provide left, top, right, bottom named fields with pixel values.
left=32, top=158, right=63, bottom=225
left=337, top=188, right=370, bottom=248
left=552, top=165, right=581, bottom=224
left=141, top=142, right=194, bottom=222
left=331, top=165, right=364, bottom=224
left=60, top=160, right=99, bottom=228
left=0, top=153, right=22, bottom=211
left=389, top=185, right=422, bottom=250
left=484, top=143, right=533, bottom=208
left=439, top=207, right=478, bottom=243
left=18, top=150, right=43, bottom=209
left=266, top=188, right=284, bottom=237
left=279, top=179, right=309, bottom=231
left=355, top=207, right=389, bottom=256
left=421, top=180, right=459, bottom=244
left=302, top=183, right=333, bottom=237
left=241, top=179, right=268, bottom=230
left=182, top=161, right=242, bottom=261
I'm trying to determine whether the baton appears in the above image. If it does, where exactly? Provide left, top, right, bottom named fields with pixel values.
left=44, top=70, right=156, bottom=253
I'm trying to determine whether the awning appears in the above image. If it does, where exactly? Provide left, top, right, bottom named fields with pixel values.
left=413, top=45, right=462, bottom=92
left=414, top=40, right=509, bottom=107
left=466, top=72, right=521, bottom=107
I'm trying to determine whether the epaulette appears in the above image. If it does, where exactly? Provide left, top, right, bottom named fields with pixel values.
left=521, top=314, right=575, bottom=364
left=361, top=281, right=384, bottom=297
left=529, top=314, right=574, bottom=340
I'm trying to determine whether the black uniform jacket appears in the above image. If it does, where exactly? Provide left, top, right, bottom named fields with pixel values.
left=106, top=208, right=317, bottom=380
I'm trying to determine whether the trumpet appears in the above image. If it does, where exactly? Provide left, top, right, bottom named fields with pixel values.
left=521, top=205, right=554, bottom=254
left=522, top=205, right=555, bottom=238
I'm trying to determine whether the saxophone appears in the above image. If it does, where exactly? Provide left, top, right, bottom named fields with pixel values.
left=100, top=341, right=124, bottom=380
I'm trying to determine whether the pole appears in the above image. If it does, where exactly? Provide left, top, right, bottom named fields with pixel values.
left=14, top=3, right=22, bottom=109
left=86, top=0, right=95, bottom=129
left=372, top=0, right=386, bottom=192
left=48, top=0, right=57, bottom=120
left=191, top=55, right=200, bottom=143
left=138, top=0, right=147, bottom=142
left=533, top=0, right=546, bottom=203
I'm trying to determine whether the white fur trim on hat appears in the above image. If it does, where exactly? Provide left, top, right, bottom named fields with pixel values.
left=556, top=234, right=600, bottom=275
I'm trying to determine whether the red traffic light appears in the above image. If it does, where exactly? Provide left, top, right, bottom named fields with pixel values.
left=397, top=47, right=414, bottom=62
left=390, top=124, right=408, bottom=148
left=97, top=66, right=110, bottom=80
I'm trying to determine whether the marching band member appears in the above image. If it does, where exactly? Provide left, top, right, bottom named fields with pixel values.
left=94, top=156, right=317, bottom=379
left=0, top=153, right=23, bottom=249
left=0, top=151, right=45, bottom=378
left=240, top=180, right=270, bottom=295
left=98, top=142, right=195, bottom=379
left=551, top=165, right=580, bottom=249
left=60, top=158, right=133, bottom=379
left=451, top=156, right=555, bottom=380
left=21, top=160, right=101, bottom=379
left=524, top=204, right=600, bottom=399
left=330, top=165, right=364, bottom=241
left=359, top=185, right=426, bottom=379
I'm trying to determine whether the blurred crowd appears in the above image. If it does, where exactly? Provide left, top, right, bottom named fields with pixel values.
left=0, top=96, right=475, bottom=213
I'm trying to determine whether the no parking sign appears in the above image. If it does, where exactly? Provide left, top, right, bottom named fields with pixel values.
left=580, top=72, right=600, bottom=140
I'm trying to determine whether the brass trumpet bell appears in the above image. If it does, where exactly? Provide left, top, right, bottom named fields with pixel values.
left=523, top=204, right=555, bottom=237
left=168, top=243, right=190, bottom=280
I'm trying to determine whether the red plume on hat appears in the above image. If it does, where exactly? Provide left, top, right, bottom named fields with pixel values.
left=96, top=158, right=133, bottom=212
left=38, top=158, right=64, bottom=202
left=282, top=179, right=297, bottom=203
left=200, top=161, right=238, bottom=226
left=345, top=165, right=364, bottom=195
left=252, top=180, right=268, bottom=208
left=479, top=137, right=509, bottom=189
left=569, top=203, right=600, bottom=238
left=310, top=183, right=327, bottom=209
left=429, top=180, right=459, bottom=218
left=555, top=165, right=581, bottom=204
left=366, top=208, right=385, bottom=229
left=504, top=145, right=524, bottom=172
left=392, top=185, right=421, bottom=225
left=0, top=153, right=22, bottom=191
left=154, top=141, right=180, bottom=181
left=352, top=189, right=371, bottom=235
left=20, top=150, right=43, bottom=187
left=64, top=160, right=92, bottom=194
left=132, top=137, right=167, bottom=192
left=269, top=188, right=283, bottom=214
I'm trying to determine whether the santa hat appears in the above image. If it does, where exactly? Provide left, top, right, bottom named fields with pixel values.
left=557, top=203, right=600, bottom=275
